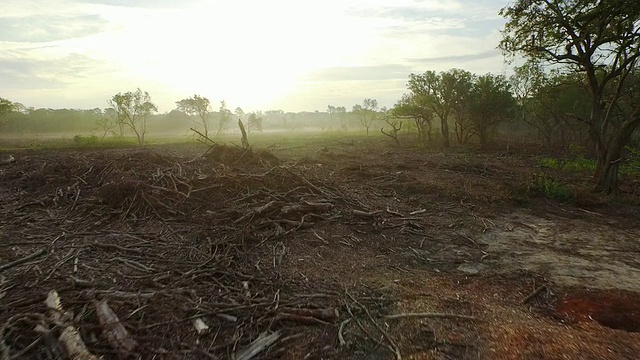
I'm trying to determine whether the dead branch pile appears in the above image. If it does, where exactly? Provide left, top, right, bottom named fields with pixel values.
left=0, top=145, right=387, bottom=359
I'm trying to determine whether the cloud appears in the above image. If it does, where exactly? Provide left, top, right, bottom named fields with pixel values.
left=408, top=49, right=501, bottom=65
left=0, top=51, right=107, bottom=91
left=304, top=64, right=415, bottom=82
left=72, top=0, right=196, bottom=8
left=0, top=14, right=107, bottom=42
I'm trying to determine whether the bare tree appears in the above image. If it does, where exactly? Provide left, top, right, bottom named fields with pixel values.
left=108, top=88, right=157, bottom=145
left=352, top=98, right=378, bottom=135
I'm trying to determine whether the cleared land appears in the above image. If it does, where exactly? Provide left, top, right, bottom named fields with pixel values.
left=1, top=136, right=639, bottom=360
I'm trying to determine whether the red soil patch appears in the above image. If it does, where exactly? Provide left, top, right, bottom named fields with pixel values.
left=556, top=289, right=640, bottom=332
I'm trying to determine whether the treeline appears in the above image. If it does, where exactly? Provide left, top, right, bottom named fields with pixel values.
left=0, top=95, right=371, bottom=138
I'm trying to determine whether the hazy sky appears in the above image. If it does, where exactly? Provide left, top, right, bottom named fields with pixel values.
left=0, top=0, right=510, bottom=113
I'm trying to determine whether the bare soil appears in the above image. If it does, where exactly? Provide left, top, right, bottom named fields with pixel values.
left=1, top=138, right=639, bottom=360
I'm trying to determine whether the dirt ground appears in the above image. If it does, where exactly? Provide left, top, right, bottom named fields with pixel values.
left=1, top=137, right=639, bottom=360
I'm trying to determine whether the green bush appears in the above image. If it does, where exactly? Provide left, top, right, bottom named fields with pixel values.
left=528, top=172, right=574, bottom=201
left=73, top=134, right=99, bottom=146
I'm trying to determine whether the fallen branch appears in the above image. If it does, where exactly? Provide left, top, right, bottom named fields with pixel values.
left=352, top=209, right=382, bottom=218
left=0, top=248, right=47, bottom=273
left=96, top=300, right=137, bottom=355
left=346, top=291, right=401, bottom=360
left=521, top=285, right=547, bottom=305
left=338, top=319, right=351, bottom=346
left=234, top=331, right=281, bottom=360
left=45, top=291, right=99, bottom=360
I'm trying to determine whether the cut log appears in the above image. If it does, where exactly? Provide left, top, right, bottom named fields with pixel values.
left=234, top=331, right=281, bottom=360
left=96, top=300, right=137, bottom=355
left=45, top=291, right=99, bottom=360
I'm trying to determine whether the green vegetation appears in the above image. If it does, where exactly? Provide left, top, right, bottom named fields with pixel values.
left=528, top=172, right=574, bottom=201
left=500, top=0, right=640, bottom=194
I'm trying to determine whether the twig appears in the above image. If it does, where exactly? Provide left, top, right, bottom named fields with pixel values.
left=338, top=319, right=351, bottom=346
left=0, top=248, right=47, bottom=273
left=521, top=285, right=547, bottom=305
left=346, top=291, right=402, bottom=360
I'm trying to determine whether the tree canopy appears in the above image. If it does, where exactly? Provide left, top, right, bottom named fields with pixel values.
left=500, top=0, right=640, bottom=193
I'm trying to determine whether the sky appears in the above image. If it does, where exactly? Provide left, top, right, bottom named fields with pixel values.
left=0, top=0, right=511, bottom=113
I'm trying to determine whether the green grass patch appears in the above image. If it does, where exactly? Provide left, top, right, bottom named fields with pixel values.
left=527, top=172, right=574, bottom=201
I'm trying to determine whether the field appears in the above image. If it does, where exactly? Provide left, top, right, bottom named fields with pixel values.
left=1, top=133, right=640, bottom=360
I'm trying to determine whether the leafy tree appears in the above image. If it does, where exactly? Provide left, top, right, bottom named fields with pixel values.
left=217, top=100, right=232, bottom=135
left=407, top=72, right=452, bottom=146
left=447, top=69, right=475, bottom=144
left=515, top=68, right=590, bottom=148
left=0, top=97, right=14, bottom=116
left=468, top=74, right=516, bottom=149
left=247, top=113, right=263, bottom=133
left=108, top=88, right=157, bottom=145
left=500, top=0, right=640, bottom=193
left=0, top=97, right=15, bottom=133
left=176, top=94, right=212, bottom=138
left=392, top=93, right=434, bottom=145
left=235, top=107, right=245, bottom=120
left=352, top=98, right=378, bottom=135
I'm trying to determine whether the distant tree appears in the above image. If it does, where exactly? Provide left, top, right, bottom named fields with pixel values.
left=176, top=94, right=212, bottom=138
left=247, top=113, right=263, bottom=133
left=352, top=98, right=378, bottom=135
left=468, top=74, right=516, bottom=149
left=392, top=93, right=434, bottom=145
left=235, top=107, right=245, bottom=119
left=407, top=72, right=452, bottom=146
left=380, top=107, right=403, bottom=145
left=0, top=97, right=15, bottom=133
left=214, top=100, right=231, bottom=135
left=95, top=117, right=116, bottom=139
left=446, top=69, right=475, bottom=144
left=500, top=0, right=640, bottom=193
left=108, top=88, right=157, bottom=145
left=0, top=97, right=14, bottom=116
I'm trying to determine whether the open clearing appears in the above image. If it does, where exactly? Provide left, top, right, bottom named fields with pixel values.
left=1, top=137, right=639, bottom=359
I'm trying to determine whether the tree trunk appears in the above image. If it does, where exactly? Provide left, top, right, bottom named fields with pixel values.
left=441, top=117, right=450, bottom=147
left=478, top=127, right=488, bottom=150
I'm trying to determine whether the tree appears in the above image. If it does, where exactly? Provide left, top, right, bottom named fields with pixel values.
left=353, top=98, right=378, bottom=135
left=176, top=94, right=212, bottom=138
left=468, top=74, right=516, bottom=149
left=500, top=0, right=640, bottom=194
left=513, top=67, right=590, bottom=148
left=0, top=97, right=15, bottom=133
left=247, top=113, right=263, bottom=133
left=0, top=97, right=14, bottom=117
left=392, top=93, right=434, bottom=145
left=218, top=101, right=232, bottom=135
left=108, top=88, right=157, bottom=145
left=447, top=69, right=475, bottom=144
left=407, top=72, right=452, bottom=146
left=380, top=107, right=403, bottom=145
left=235, top=107, right=245, bottom=120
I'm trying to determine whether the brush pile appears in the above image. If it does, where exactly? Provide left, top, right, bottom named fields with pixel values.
left=0, top=144, right=376, bottom=359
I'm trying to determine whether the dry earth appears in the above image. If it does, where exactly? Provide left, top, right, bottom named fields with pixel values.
left=1, top=138, right=639, bottom=360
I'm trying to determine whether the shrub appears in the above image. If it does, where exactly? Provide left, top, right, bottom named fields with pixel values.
left=527, top=172, right=574, bottom=201
left=73, top=134, right=99, bottom=146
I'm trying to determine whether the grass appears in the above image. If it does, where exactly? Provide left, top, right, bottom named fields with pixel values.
left=538, top=147, right=640, bottom=177
left=527, top=172, right=574, bottom=201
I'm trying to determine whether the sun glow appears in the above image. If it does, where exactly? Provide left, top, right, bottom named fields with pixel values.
left=67, top=1, right=382, bottom=111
